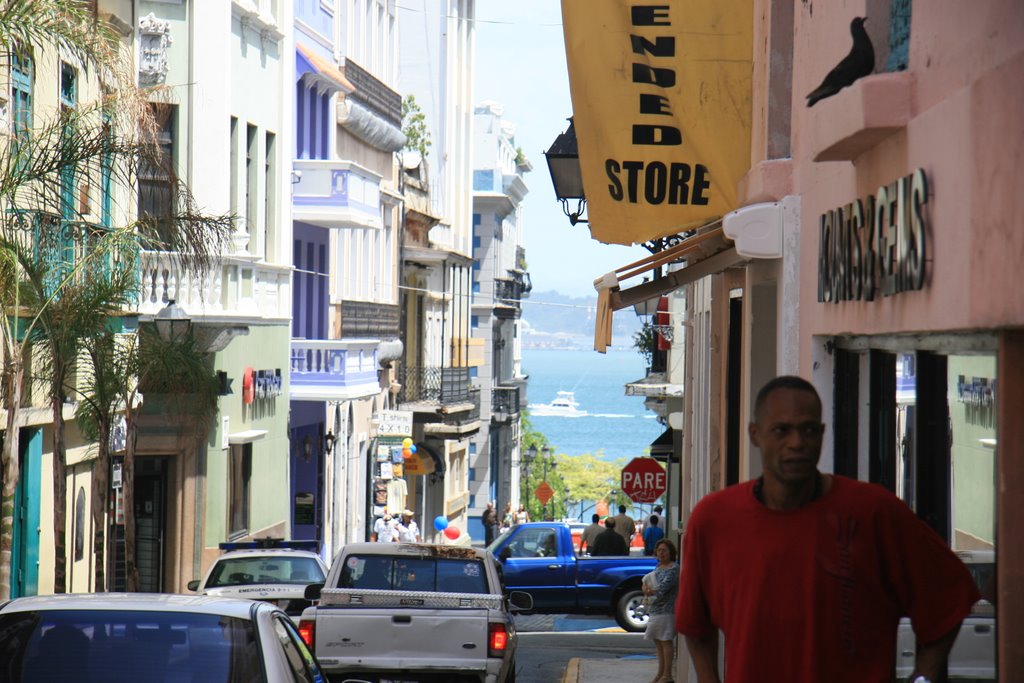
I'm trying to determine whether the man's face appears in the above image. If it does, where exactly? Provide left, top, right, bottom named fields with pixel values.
left=749, top=387, right=825, bottom=487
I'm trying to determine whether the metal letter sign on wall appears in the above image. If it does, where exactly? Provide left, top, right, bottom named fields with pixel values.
left=817, top=169, right=929, bottom=304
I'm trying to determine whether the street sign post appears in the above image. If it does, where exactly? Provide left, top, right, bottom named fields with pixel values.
left=620, top=457, right=667, bottom=503
left=534, top=481, right=554, bottom=506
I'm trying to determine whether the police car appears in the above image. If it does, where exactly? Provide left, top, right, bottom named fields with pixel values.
left=188, top=538, right=329, bottom=619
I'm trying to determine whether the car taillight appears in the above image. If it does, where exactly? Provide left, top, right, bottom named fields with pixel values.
left=298, top=619, right=315, bottom=650
left=488, top=622, right=508, bottom=657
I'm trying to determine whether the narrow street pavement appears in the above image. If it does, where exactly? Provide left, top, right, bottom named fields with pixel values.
left=514, top=614, right=658, bottom=683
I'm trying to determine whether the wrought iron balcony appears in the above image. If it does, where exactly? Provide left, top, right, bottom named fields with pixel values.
left=7, top=209, right=138, bottom=300
left=290, top=339, right=381, bottom=401
left=491, top=385, right=520, bottom=422
left=397, top=365, right=471, bottom=406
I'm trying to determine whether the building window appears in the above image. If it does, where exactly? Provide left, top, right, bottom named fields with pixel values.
left=884, top=0, right=912, bottom=72
left=11, top=48, right=33, bottom=159
left=230, top=116, right=239, bottom=216
left=246, top=123, right=258, bottom=247
left=138, top=104, right=177, bottom=241
left=264, top=130, right=276, bottom=258
left=101, top=109, right=113, bottom=227
left=228, top=443, right=252, bottom=537
left=74, top=487, right=87, bottom=561
left=59, top=63, right=78, bottom=221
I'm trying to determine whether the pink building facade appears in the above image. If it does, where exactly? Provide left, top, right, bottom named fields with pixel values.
left=738, top=0, right=1023, bottom=678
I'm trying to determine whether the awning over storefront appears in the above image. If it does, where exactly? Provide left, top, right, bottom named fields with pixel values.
left=650, top=428, right=677, bottom=463
left=404, top=441, right=446, bottom=477
left=296, top=44, right=354, bottom=94
left=593, top=225, right=746, bottom=350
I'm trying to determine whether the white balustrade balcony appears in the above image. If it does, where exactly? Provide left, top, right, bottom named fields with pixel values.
left=137, top=251, right=291, bottom=322
left=290, top=339, right=382, bottom=401
left=292, top=159, right=382, bottom=229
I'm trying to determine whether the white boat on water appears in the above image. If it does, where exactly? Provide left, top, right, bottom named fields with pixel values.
left=529, top=391, right=588, bottom=417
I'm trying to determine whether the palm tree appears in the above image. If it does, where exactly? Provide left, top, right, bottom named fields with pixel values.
left=0, top=1, right=232, bottom=597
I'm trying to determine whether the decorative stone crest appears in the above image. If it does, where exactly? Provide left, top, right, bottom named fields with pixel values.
left=138, top=13, right=174, bottom=85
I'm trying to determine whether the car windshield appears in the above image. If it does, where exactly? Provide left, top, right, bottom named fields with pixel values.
left=338, top=555, right=489, bottom=594
left=0, top=609, right=263, bottom=682
left=207, top=556, right=325, bottom=588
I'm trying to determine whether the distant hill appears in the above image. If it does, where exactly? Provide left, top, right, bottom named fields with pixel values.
left=520, top=289, right=643, bottom=350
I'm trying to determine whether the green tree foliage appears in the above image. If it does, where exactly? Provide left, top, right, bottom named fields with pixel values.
left=401, top=95, right=431, bottom=160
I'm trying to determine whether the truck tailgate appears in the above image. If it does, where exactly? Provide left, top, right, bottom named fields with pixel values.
left=313, top=589, right=500, bottom=672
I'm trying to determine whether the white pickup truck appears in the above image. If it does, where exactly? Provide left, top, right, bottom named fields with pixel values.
left=298, top=542, right=532, bottom=683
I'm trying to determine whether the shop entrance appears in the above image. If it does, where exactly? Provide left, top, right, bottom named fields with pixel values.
left=829, top=343, right=996, bottom=551
left=112, top=456, right=168, bottom=592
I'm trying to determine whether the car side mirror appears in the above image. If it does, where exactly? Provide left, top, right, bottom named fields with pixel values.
left=499, top=547, right=511, bottom=562
left=508, top=590, right=533, bottom=612
left=304, top=583, right=324, bottom=601
left=187, top=580, right=199, bottom=592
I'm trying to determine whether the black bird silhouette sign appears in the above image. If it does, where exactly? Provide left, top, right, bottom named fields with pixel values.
left=806, top=17, right=875, bottom=107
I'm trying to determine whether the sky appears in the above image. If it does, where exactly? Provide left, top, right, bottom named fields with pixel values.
left=472, top=2, right=654, bottom=298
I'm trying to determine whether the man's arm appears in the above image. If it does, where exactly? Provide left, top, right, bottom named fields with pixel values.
left=911, top=623, right=962, bottom=682
left=684, top=632, right=722, bottom=683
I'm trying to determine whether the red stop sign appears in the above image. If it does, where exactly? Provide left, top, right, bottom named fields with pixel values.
left=621, top=457, right=667, bottom=503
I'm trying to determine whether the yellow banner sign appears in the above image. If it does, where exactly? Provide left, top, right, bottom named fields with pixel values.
left=561, top=1, right=753, bottom=245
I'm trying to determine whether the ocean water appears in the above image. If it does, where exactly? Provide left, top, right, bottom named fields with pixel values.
left=522, top=348, right=663, bottom=462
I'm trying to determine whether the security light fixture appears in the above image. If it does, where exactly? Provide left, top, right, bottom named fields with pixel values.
left=154, top=299, right=192, bottom=343
left=544, top=117, right=588, bottom=226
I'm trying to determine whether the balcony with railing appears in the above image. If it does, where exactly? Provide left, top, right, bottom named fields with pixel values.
left=290, top=339, right=381, bottom=401
left=292, top=159, right=382, bottom=230
left=494, top=276, right=526, bottom=313
left=397, top=365, right=472, bottom=407
left=491, top=385, right=520, bottom=422
left=8, top=209, right=138, bottom=300
left=137, top=250, right=290, bottom=322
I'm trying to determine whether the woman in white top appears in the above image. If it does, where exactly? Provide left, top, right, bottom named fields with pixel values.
left=643, top=539, right=680, bottom=683
left=514, top=504, right=530, bottom=524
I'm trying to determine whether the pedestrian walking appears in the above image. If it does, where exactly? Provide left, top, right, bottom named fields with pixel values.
left=372, top=513, right=396, bottom=543
left=676, top=375, right=980, bottom=683
left=481, top=501, right=499, bottom=545
left=591, top=517, right=629, bottom=556
left=643, top=539, right=679, bottom=683
left=500, top=502, right=514, bottom=534
left=395, top=509, right=421, bottom=543
left=514, top=504, right=530, bottom=525
left=642, top=514, right=664, bottom=556
left=651, top=504, right=664, bottom=529
left=612, top=504, right=636, bottom=545
left=580, top=513, right=603, bottom=555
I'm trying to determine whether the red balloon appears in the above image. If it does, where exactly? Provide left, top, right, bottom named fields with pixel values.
left=443, top=526, right=460, bottom=540
left=402, top=448, right=412, bottom=459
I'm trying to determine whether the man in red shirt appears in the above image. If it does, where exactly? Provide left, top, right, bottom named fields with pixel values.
left=675, top=375, right=979, bottom=683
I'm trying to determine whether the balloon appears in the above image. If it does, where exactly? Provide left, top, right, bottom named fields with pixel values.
left=409, top=444, right=417, bottom=454
left=402, top=448, right=412, bottom=459
left=434, top=515, right=449, bottom=531
left=443, top=526, right=460, bottom=540
left=402, top=437, right=413, bottom=448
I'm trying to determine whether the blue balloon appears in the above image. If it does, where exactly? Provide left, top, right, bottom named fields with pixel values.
left=434, top=515, right=449, bottom=531
left=409, top=444, right=418, bottom=454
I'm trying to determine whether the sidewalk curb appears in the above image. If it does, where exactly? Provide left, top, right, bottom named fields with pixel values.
left=561, top=657, right=581, bottom=683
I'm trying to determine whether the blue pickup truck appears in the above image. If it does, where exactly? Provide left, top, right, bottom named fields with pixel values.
left=488, top=522, right=659, bottom=631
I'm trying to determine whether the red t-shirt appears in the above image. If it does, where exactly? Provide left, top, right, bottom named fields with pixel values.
left=675, top=475, right=979, bottom=683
